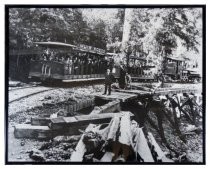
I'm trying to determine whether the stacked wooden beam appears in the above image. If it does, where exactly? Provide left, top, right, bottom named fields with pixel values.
left=90, top=100, right=120, bottom=115
left=65, top=98, right=95, bottom=114
left=14, top=112, right=134, bottom=139
left=70, top=111, right=171, bottom=163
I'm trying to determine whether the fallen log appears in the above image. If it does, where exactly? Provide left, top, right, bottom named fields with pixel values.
left=49, top=112, right=134, bottom=130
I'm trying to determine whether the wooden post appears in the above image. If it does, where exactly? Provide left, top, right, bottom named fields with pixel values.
left=164, top=95, right=186, bottom=143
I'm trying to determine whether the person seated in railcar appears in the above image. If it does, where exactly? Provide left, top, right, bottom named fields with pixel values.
left=138, top=62, right=142, bottom=75
left=68, top=58, right=73, bottom=75
left=98, top=59, right=102, bottom=74
left=129, top=61, right=134, bottom=75
left=86, top=59, right=91, bottom=75
left=101, top=59, right=106, bottom=74
left=119, top=63, right=126, bottom=89
left=94, top=59, right=99, bottom=74
left=43, top=55, right=47, bottom=61
left=80, top=58, right=85, bottom=75
left=83, top=58, right=88, bottom=75
left=74, top=58, right=79, bottom=75
left=61, top=56, right=65, bottom=63
left=107, top=58, right=114, bottom=72
left=91, top=60, right=95, bottom=74
left=95, top=59, right=100, bottom=74
left=49, top=55, right=53, bottom=61
left=78, top=58, right=82, bottom=75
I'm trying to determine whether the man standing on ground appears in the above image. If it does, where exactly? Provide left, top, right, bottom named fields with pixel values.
left=125, top=73, right=132, bottom=89
left=103, top=69, right=114, bottom=95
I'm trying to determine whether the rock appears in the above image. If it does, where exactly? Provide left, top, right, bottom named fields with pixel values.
left=53, top=135, right=81, bottom=143
left=39, top=142, right=53, bottom=150
left=20, top=140, right=25, bottom=146
left=44, top=96, right=52, bottom=100
left=57, top=109, right=68, bottom=117
left=61, top=153, right=71, bottom=159
left=53, top=136, right=65, bottom=142
left=28, top=148, right=45, bottom=162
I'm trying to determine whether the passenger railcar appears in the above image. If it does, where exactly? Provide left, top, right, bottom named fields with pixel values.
left=128, top=56, right=156, bottom=82
left=29, top=42, right=110, bottom=82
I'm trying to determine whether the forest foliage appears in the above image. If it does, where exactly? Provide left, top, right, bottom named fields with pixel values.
left=9, top=7, right=202, bottom=66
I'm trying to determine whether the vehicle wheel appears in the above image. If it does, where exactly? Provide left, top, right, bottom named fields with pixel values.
left=182, top=76, right=188, bottom=82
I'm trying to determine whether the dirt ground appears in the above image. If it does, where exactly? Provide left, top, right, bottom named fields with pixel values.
left=6, top=82, right=203, bottom=163
left=7, top=84, right=104, bottom=162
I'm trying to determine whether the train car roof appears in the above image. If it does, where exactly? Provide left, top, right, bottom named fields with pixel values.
left=34, top=41, right=77, bottom=48
left=106, top=52, right=118, bottom=56
left=185, top=68, right=199, bottom=72
left=34, top=41, right=106, bottom=56
left=166, top=56, right=185, bottom=61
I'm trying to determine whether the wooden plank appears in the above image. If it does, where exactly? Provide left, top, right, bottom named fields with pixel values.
left=147, top=132, right=174, bottom=162
left=14, top=124, right=52, bottom=139
left=100, top=152, right=114, bottom=162
left=113, top=89, right=151, bottom=96
left=119, top=111, right=132, bottom=146
left=94, top=92, right=137, bottom=102
left=49, top=112, right=133, bottom=130
left=49, top=112, right=126, bottom=130
left=31, top=117, right=51, bottom=126
left=155, top=88, right=198, bottom=95
left=14, top=123, right=88, bottom=139
left=90, top=100, right=120, bottom=115
left=62, top=77, right=104, bottom=83
left=134, top=128, right=154, bottom=162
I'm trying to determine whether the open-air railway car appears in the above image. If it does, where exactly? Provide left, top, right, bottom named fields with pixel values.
left=105, top=53, right=156, bottom=82
left=127, top=56, right=156, bottom=82
left=29, top=42, right=110, bottom=82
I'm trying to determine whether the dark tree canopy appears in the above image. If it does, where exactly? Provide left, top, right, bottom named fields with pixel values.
left=9, top=8, right=108, bottom=51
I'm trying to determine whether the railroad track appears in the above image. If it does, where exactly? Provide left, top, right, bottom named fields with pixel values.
left=9, top=85, right=39, bottom=91
left=9, top=87, right=56, bottom=103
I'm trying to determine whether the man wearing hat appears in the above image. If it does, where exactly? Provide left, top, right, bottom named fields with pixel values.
left=103, top=68, right=114, bottom=95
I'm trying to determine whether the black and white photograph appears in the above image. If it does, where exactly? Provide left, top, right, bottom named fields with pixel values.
left=5, top=5, right=205, bottom=164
